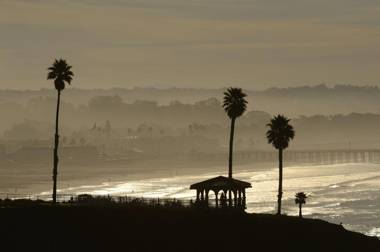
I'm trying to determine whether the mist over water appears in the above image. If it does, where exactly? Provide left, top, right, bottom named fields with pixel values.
left=43, top=162, right=380, bottom=237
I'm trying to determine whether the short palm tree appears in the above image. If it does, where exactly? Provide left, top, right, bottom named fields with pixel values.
left=222, top=88, right=248, bottom=179
left=266, top=115, right=295, bottom=215
left=47, top=59, right=74, bottom=204
left=295, top=192, right=307, bottom=218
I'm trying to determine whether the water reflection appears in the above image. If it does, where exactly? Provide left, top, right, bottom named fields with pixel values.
left=40, top=163, right=380, bottom=237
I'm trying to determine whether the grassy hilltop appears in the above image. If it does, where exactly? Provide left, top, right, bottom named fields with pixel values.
left=0, top=203, right=378, bottom=252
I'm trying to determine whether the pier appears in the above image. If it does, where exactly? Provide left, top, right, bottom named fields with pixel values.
left=234, top=149, right=380, bottom=164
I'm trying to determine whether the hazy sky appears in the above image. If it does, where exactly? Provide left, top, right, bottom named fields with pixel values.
left=0, top=0, right=379, bottom=90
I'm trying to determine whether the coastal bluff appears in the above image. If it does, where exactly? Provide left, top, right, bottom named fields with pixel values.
left=0, top=204, right=378, bottom=252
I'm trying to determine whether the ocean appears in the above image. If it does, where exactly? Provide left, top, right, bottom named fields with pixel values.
left=41, top=162, right=380, bottom=237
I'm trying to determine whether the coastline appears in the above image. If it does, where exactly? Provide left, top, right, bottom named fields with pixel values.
left=0, top=157, right=278, bottom=195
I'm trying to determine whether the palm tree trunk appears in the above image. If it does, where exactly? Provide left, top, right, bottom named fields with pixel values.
left=52, top=90, right=61, bottom=204
left=277, top=148, right=283, bottom=215
left=228, top=117, right=236, bottom=179
left=299, top=204, right=302, bottom=218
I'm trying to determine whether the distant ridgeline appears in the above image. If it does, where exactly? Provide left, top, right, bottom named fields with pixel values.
left=1, top=84, right=380, bottom=116
left=2, top=85, right=380, bottom=153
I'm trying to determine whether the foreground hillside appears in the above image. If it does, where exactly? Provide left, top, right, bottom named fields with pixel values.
left=0, top=205, right=378, bottom=252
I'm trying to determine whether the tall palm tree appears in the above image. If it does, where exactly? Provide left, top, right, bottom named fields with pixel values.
left=222, top=87, right=248, bottom=179
left=266, top=115, right=295, bottom=215
left=47, top=59, right=74, bottom=204
left=295, top=192, right=307, bottom=218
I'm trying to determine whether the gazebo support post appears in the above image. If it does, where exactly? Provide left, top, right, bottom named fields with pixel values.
left=238, top=190, right=242, bottom=206
left=214, top=190, right=219, bottom=208
left=228, top=190, right=232, bottom=206
left=205, top=190, right=209, bottom=206
left=233, top=190, right=237, bottom=206
left=242, top=189, right=246, bottom=207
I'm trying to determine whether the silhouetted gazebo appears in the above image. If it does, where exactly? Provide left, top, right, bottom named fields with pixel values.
left=190, top=176, right=251, bottom=209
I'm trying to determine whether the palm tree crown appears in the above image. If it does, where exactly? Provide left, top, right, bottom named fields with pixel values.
left=47, top=59, right=74, bottom=91
left=266, top=115, right=295, bottom=150
left=223, top=88, right=248, bottom=119
left=295, top=192, right=307, bottom=205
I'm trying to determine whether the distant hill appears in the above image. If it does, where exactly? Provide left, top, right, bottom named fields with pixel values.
left=1, top=84, right=380, bottom=116
left=251, top=84, right=380, bottom=116
left=3, top=85, right=380, bottom=150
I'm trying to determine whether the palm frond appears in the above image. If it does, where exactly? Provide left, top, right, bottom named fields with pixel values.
left=47, top=58, right=74, bottom=90
left=222, top=87, right=248, bottom=119
left=266, top=114, right=295, bottom=149
left=295, top=192, right=307, bottom=204
left=47, top=72, right=56, bottom=80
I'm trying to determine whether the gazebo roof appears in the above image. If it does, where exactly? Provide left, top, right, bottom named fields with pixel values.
left=190, top=176, right=251, bottom=191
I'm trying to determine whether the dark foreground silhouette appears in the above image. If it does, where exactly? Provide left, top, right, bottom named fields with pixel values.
left=0, top=202, right=378, bottom=252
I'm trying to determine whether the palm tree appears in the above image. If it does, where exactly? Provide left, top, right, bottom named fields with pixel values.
left=47, top=59, right=74, bottom=204
left=295, top=192, right=307, bottom=218
left=222, top=88, right=248, bottom=178
left=266, top=115, right=295, bottom=215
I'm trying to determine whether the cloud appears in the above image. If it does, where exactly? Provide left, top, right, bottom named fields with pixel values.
left=4, top=0, right=380, bottom=22
left=0, top=0, right=379, bottom=89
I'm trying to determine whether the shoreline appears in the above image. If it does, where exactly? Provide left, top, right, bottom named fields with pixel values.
left=0, top=157, right=278, bottom=194
left=0, top=158, right=364, bottom=196
left=2, top=161, right=379, bottom=238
